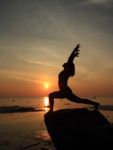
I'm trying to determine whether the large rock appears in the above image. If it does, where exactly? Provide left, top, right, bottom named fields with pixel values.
left=44, top=108, right=113, bottom=150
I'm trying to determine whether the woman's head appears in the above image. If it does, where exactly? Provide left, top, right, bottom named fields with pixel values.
left=62, top=62, right=75, bottom=76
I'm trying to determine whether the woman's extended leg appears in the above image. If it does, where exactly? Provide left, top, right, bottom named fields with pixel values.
left=49, top=91, right=64, bottom=112
left=66, top=92, right=99, bottom=109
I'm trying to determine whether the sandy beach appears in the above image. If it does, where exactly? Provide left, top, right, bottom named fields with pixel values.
left=0, top=111, right=55, bottom=150
left=0, top=97, right=55, bottom=150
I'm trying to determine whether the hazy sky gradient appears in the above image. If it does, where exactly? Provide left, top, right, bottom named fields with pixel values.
left=0, top=0, right=113, bottom=97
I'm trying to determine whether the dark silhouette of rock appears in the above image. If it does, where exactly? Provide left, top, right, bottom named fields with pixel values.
left=44, top=108, right=113, bottom=150
left=0, top=106, right=44, bottom=113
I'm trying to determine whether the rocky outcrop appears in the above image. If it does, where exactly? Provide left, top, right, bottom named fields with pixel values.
left=44, top=108, right=113, bottom=150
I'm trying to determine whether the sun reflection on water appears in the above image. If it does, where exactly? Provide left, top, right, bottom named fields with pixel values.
left=44, top=97, right=49, bottom=112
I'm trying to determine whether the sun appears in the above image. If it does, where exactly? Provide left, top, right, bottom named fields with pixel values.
left=44, top=83, right=50, bottom=89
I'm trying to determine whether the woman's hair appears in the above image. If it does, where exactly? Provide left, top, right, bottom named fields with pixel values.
left=63, top=62, right=75, bottom=76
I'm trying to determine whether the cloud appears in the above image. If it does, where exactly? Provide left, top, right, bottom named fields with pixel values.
left=88, top=0, right=112, bottom=4
left=0, top=0, right=113, bottom=44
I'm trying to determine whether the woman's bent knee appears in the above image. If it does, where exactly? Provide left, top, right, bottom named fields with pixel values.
left=49, top=93, right=54, bottom=98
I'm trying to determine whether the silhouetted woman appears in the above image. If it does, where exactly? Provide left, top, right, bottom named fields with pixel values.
left=49, top=44, right=99, bottom=112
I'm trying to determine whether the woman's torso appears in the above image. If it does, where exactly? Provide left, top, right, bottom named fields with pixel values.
left=58, top=70, right=70, bottom=90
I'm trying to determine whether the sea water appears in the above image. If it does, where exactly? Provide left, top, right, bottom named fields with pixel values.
left=0, top=96, right=113, bottom=150
left=0, top=96, right=113, bottom=121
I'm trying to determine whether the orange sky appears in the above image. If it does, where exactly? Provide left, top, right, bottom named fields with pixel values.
left=0, top=0, right=113, bottom=97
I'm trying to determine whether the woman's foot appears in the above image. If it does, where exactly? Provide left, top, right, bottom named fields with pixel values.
left=48, top=109, right=53, bottom=113
left=94, top=102, right=100, bottom=110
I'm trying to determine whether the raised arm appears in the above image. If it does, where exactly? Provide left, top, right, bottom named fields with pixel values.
left=67, top=44, right=80, bottom=63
